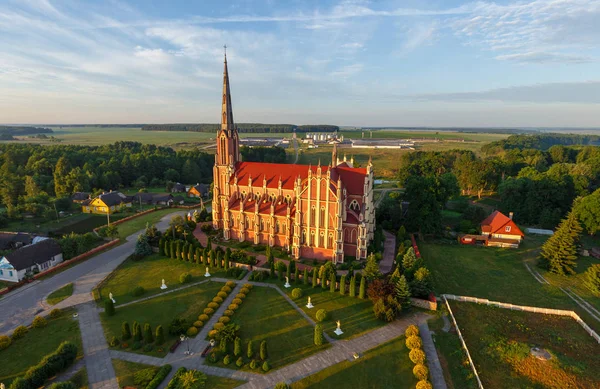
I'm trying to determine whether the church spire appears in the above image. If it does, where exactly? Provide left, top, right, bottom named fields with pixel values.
left=221, top=45, right=235, bottom=134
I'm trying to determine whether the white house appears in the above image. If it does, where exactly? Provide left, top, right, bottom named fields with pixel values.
left=0, top=239, right=63, bottom=282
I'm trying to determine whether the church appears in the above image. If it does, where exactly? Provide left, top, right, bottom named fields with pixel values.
left=212, top=53, right=375, bottom=263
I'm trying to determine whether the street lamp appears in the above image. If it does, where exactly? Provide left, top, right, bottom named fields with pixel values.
left=180, top=334, right=191, bottom=355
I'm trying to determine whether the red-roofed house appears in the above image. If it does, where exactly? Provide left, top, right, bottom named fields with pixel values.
left=480, top=211, right=524, bottom=248
left=211, top=54, right=375, bottom=262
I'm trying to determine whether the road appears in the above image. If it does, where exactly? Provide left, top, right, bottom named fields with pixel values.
left=0, top=211, right=186, bottom=335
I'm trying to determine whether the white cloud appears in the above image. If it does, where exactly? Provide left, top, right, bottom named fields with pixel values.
left=330, top=63, right=363, bottom=77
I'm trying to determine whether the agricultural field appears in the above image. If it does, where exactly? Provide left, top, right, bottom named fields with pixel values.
left=339, top=129, right=509, bottom=142
left=449, top=301, right=600, bottom=389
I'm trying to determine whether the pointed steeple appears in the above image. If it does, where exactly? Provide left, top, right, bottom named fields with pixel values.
left=221, top=46, right=235, bottom=134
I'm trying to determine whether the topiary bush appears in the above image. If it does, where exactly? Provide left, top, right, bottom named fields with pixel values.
left=212, top=296, right=224, bottom=304
left=217, top=291, right=228, bottom=299
left=405, top=324, right=420, bottom=338
left=131, top=341, right=142, bottom=350
left=316, top=309, right=327, bottom=322
left=0, top=335, right=11, bottom=350
left=413, top=364, right=429, bottom=380
left=236, top=292, right=246, bottom=299
left=409, top=349, right=426, bottom=364
left=198, top=314, right=209, bottom=322
left=213, top=322, right=225, bottom=330
left=228, top=303, right=239, bottom=311
left=186, top=327, right=198, bottom=336
left=223, top=309, right=234, bottom=317
left=179, top=272, right=192, bottom=284
left=262, top=360, right=271, bottom=372
left=12, top=325, right=28, bottom=339
left=218, top=316, right=230, bottom=324
left=416, top=380, right=433, bottom=389
left=236, top=357, right=243, bottom=367
left=291, top=288, right=303, bottom=299
left=105, top=299, right=115, bottom=316
left=203, top=308, right=215, bottom=315
left=131, top=286, right=145, bottom=297
left=193, top=321, right=204, bottom=328
left=274, top=383, right=291, bottom=389
left=232, top=298, right=242, bottom=305
left=221, top=285, right=232, bottom=293
left=250, top=359, right=259, bottom=369
left=109, top=336, right=120, bottom=347
left=243, top=283, right=252, bottom=289
left=143, top=344, right=153, bottom=352
left=32, top=316, right=47, bottom=328
left=146, top=364, right=172, bottom=389
left=314, top=324, right=324, bottom=346
left=208, top=302, right=219, bottom=309
left=226, top=281, right=236, bottom=288
left=406, top=335, right=423, bottom=350
left=223, top=354, right=231, bottom=365
left=49, top=308, right=61, bottom=318
left=208, top=330, right=218, bottom=339
left=240, top=287, right=250, bottom=294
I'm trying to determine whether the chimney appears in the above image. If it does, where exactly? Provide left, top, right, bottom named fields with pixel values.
left=509, top=212, right=514, bottom=220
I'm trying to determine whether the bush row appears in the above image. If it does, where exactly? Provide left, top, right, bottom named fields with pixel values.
left=1, top=309, right=63, bottom=352
left=145, top=364, right=172, bottom=389
left=9, top=341, right=78, bottom=389
left=404, top=325, right=431, bottom=389
left=110, top=321, right=166, bottom=354
left=207, top=336, right=270, bottom=372
left=194, top=281, right=237, bottom=336
left=209, top=283, right=253, bottom=337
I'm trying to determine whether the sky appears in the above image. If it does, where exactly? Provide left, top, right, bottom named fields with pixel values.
left=1, top=0, right=600, bottom=127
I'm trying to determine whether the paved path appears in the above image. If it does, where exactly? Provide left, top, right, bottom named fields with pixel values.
left=419, top=323, right=448, bottom=389
left=78, top=303, right=119, bottom=389
left=379, top=231, right=396, bottom=274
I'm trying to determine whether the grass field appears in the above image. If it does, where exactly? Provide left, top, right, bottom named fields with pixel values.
left=203, top=375, right=245, bottom=389
left=114, top=208, right=185, bottom=238
left=100, top=281, right=223, bottom=357
left=69, top=367, right=89, bottom=389
left=449, top=300, right=600, bottom=389
left=214, top=286, right=329, bottom=371
left=281, top=283, right=386, bottom=339
left=340, top=130, right=508, bottom=142
left=112, top=359, right=158, bottom=388
left=94, top=253, right=224, bottom=305
left=291, top=335, right=417, bottom=389
left=2, top=211, right=125, bottom=235
left=47, top=283, right=74, bottom=305
left=0, top=308, right=83, bottom=386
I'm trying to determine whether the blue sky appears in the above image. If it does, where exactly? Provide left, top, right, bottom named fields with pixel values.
left=1, top=0, right=599, bottom=127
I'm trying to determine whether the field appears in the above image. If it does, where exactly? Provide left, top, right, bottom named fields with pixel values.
left=47, top=283, right=74, bottom=305
left=0, top=308, right=83, bottom=385
left=291, top=335, right=417, bottom=389
left=340, top=130, right=508, bottom=142
left=100, top=281, right=224, bottom=357
left=449, top=301, right=600, bottom=389
left=1, top=211, right=125, bottom=235
left=114, top=208, right=185, bottom=238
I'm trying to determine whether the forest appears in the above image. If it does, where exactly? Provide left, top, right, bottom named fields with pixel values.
left=141, top=123, right=339, bottom=133
left=0, top=142, right=214, bottom=223
left=0, top=126, right=53, bottom=136
left=482, top=133, right=600, bottom=153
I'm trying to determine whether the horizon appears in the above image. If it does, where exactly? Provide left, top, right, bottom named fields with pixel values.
left=1, top=0, right=600, bottom=127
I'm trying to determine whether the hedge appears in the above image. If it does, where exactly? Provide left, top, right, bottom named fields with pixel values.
left=10, top=341, right=78, bottom=389
left=145, top=364, right=172, bottom=389
left=166, top=367, right=187, bottom=389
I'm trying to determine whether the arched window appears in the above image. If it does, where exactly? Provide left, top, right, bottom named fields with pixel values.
left=311, top=206, right=316, bottom=226
left=310, top=230, right=315, bottom=246
left=320, top=207, right=326, bottom=227
left=319, top=231, right=324, bottom=247
left=282, top=222, right=286, bottom=235
left=245, top=217, right=249, bottom=229
left=260, top=218, right=265, bottom=231
left=286, top=195, right=291, bottom=204
left=349, top=200, right=360, bottom=212
left=328, top=233, right=334, bottom=248
left=275, top=220, right=280, bottom=233
left=301, top=229, right=306, bottom=244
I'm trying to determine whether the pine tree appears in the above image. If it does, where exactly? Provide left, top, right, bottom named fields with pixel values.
left=182, top=243, right=189, bottom=261
left=202, top=249, right=209, bottom=266
left=176, top=240, right=182, bottom=260
left=217, top=251, right=222, bottom=269
left=321, top=270, right=327, bottom=290
left=270, top=260, right=276, bottom=279
left=144, top=323, right=154, bottom=343
left=210, top=250, right=216, bottom=267
left=224, top=249, right=230, bottom=270
left=389, top=267, right=401, bottom=285
left=105, top=299, right=115, bottom=316
left=133, top=321, right=142, bottom=342
left=195, top=247, right=202, bottom=264
left=121, top=322, right=131, bottom=340
left=312, top=268, right=318, bottom=288
left=540, top=211, right=583, bottom=275
left=359, top=276, right=366, bottom=299
left=170, top=241, right=176, bottom=259
left=363, top=253, right=381, bottom=281
left=247, top=340, right=254, bottom=359
left=403, top=248, right=417, bottom=274
left=155, top=325, right=165, bottom=345
left=158, top=238, right=165, bottom=256
left=234, top=336, right=241, bottom=357
left=349, top=276, right=356, bottom=297
left=164, top=239, right=170, bottom=257
left=286, top=263, right=291, bottom=282
left=294, top=266, right=300, bottom=284
left=207, top=237, right=212, bottom=251
left=339, top=275, right=346, bottom=295
left=395, top=275, right=411, bottom=310
left=303, top=268, right=309, bottom=285
left=260, top=340, right=268, bottom=360
left=330, top=271, right=336, bottom=292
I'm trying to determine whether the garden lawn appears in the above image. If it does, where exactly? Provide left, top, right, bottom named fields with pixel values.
left=449, top=300, right=600, bottom=389
left=205, top=375, right=245, bottom=389
left=291, top=335, right=417, bottom=389
left=282, top=283, right=386, bottom=339
left=69, top=367, right=89, bottom=389
left=95, top=253, right=227, bottom=305
left=47, top=283, right=74, bottom=305
left=0, top=308, right=83, bottom=386
left=116, top=208, right=186, bottom=239
left=100, top=281, right=223, bottom=357
left=215, top=286, right=328, bottom=371
left=112, top=359, right=158, bottom=388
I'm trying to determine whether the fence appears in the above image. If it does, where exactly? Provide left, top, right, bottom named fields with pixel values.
left=410, top=234, right=421, bottom=258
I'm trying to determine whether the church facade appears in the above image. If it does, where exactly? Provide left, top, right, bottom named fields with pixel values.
left=212, top=54, right=375, bottom=262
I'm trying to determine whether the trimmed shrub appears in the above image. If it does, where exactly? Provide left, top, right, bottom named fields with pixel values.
left=203, top=308, right=215, bottom=315
left=405, top=325, right=420, bottom=338
left=208, top=302, right=219, bottom=309
left=105, top=299, right=115, bottom=316
left=146, top=364, right=172, bottom=389
left=232, top=298, right=242, bottom=305
left=193, top=321, right=204, bottom=328
left=236, top=356, right=243, bottom=367
left=228, top=303, right=239, bottom=311
left=186, top=327, right=198, bottom=336
left=234, top=336, right=241, bottom=356
left=240, top=287, right=250, bottom=295
left=223, top=354, right=231, bottom=365
left=32, top=316, right=47, bottom=328
left=179, top=272, right=192, bottom=284
left=213, top=322, right=225, bottom=330
left=144, top=323, right=154, bottom=343
left=0, top=335, right=12, bottom=350
left=262, top=361, right=271, bottom=372
left=316, top=309, right=327, bottom=322
left=314, top=324, right=324, bottom=346
left=12, top=325, right=28, bottom=339
left=198, top=314, right=209, bottom=322
left=133, top=321, right=142, bottom=341
left=247, top=340, right=254, bottom=359
left=223, top=309, right=234, bottom=317
left=131, top=286, right=145, bottom=297
left=155, top=325, right=165, bottom=345
left=250, top=359, right=259, bottom=369
left=243, top=283, right=252, bottom=289
left=406, top=335, right=423, bottom=350
left=208, top=330, right=218, bottom=339
left=49, top=308, right=61, bottom=318
left=416, top=380, right=433, bottom=389
left=409, top=349, right=426, bottom=364
left=236, top=292, right=246, bottom=299
left=219, top=316, right=231, bottom=324
left=48, top=383, right=75, bottom=389
left=122, top=322, right=131, bottom=340
left=221, top=285, right=232, bottom=293
left=209, top=352, right=217, bottom=363
left=291, top=288, right=303, bottom=299
left=359, top=277, right=366, bottom=299
left=274, top=384, right=291, bottom=389
left=217, top=291, right=228, bottom=299
left=340, top=275, right=346, bottom=295
left=260, top=340, right=268, bottom=360
left=143, top=344, right=153, bottom=352
left=133, top=367, right=157, bottom=387
left=212, top=296, right=224, bottom=304
left=226, top=281, right=236, bottom=288
left=18, top=341, right=78, bottom=389
left=110, top=336, right=120, bottom=347
left=413, top=364, right=429, bottom=380
left=132, top=341, right=142, bottom=350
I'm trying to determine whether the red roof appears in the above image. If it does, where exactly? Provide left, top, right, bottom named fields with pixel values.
left=231, top=162, right=367, bottom=195
left=480, top=211, right=524, bottom=237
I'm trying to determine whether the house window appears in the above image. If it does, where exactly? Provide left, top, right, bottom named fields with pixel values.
left=9, top=271, right=13, bottom=277
left=0, top=270, right=3, bottom=275
left=275, top=220, right=280, bottom=233
left=505, top=226, right=511, bottom=232
left=311, top=206, right=316, bottom=225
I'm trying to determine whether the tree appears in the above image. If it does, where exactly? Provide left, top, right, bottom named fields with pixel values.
left=363, top=254, right=381, bottom=281
left=359, top=277, right=366, bottom=299
left=105, top=299, right=115, bottom=316
left=574, top=189, right=600, bottom=235
left=286, top=262, right=291, bottom=283
left=321, top=269, right=327, bottom=290
left=133, top=321, right=142, bottom=342
left=339, top=275, right=346, bottom=295
left=121, top=322, right=131, bottom=340
left=584, top=264, right=600, bottom=296
left=314, top=324, right=324, bottom=345
left=155, top=325, right=165, bottom=345
left=303, top=268, right=308, bottom=285
left=410, top=267, right=433, bottom=298
left=247, top=340, right=254, bottom=359
left=349, top=276, right=356, bottom=297
left=402, top=248, right=417, bottom=277
left=182, top=159, right=201, bottom=184
left=210, top=250, right=216, bottom=267
left=234, top=337, right=241, bottom=357
left=395, top=275, right=411, bottom=310
left=260, top=340, right=268, bottom=360
left=540, top=211, right=583, bottom=275
left=270, top=260, right=276, bottom=279
left=312, top=268, right=318, bottom=288
left=329, top=271, right=336, bottom=292
left=134, top=234, right=152, bottom=257
left=144, top=323, right=154, bottom=343
left=294, top=266, right=300, bottom=284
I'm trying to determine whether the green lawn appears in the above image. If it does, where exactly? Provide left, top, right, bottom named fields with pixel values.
left=95, top=253, right=227, bottom=305
left=213, top=286, right=329, bottom=371
left=115, top=208, right=186, bottom=239
left=449, top=300, right=600, bottom=389
left=47, top=283, right=74, bottom=305
left=53, top=214, right=127, bottom=235
left=69, top=367, right=89, bottom=389
left=0, top=308, right=83, bottom=385
left=100, top=281, right=223, bottom=357
left=204, top=375, right=245, bottom=389
left=112, top=359, right=158, bottom=388
left=291, top=335, right=417, bottom=389
left=280, top=283, right=386, bottom=339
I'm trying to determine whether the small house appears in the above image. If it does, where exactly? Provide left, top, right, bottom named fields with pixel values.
left=172, top=195, right=185, bottom=205
left=188, top=183, right=209, bottom=198
left=132, top=192, right=154, bottom=205
left=71, top=192, right=90, bottom=203
left=480, top=211, right=524, bottom=248
left=152, top=194, right=174, bottom=206
left=0, top=232, right=32, bottom=251
left=82, top=191, right=132, bottom=214
left=0, top=239, right=63, bottom=282
left=171, top=183, right=187, bottom=193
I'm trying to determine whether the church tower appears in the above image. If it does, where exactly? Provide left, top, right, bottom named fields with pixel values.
left=213, top=48, right=239, bottom=232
